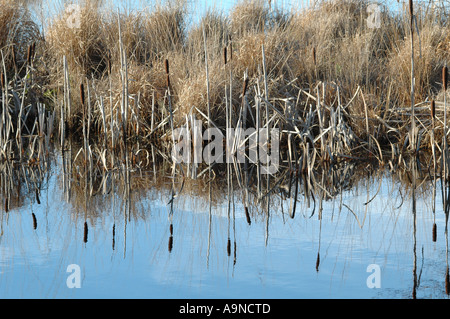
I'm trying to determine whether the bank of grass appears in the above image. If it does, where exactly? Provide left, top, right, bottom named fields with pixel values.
left=1, top=0, right=450, bottom=165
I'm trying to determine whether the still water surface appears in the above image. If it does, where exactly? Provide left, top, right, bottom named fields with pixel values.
left=0, top=151, right=449, bottom=299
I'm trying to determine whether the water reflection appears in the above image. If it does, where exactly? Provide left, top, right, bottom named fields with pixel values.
left=0, top=141, right=449, bottom=298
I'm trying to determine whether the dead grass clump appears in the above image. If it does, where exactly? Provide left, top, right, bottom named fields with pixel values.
left=0, top=0, right=40, bottom=76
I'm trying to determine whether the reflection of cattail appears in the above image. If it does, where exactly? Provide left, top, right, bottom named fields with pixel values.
left=443, top=66, right=448, bottom=91
left=169, top=223, right=173, bottom=236
left=316, top=252, right=320, bottom=272
left=227, top=238, right=231, bottom=256
left=168, top=236, right=173, bottom=252
left=83, top=221, right=88, bottom=243
left=244, top=206, right=251, bottom=225
left=446, top=266, right=449, bottom=295
left=432, top=223, right=437, bottom=242
left=4, top=198, right=8, bottom=213
left=35, top=189, right=40, bottom=205
left=32, top=213, right=37, bottom=230
left=112, top=224, right=115, bottom=250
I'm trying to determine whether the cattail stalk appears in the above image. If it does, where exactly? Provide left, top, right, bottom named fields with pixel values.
left=409, top=0, right=416, bottom=152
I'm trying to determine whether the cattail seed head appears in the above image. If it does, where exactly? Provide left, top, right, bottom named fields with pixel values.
left=169, top=223, right=173, bottom=236
left=312, top=47, right=316, bottom=66
left=244, top=206, right=251, bottom=225
left=80, top=83, right=85, bottom=106
left=223, top=47, right=227, bottom=65
left=409, top=0, right=413, bottom=17
left=165, top=59, right=169, bottom=75
left=443, top=66, right=448, bottom=91
left=431, top=100, right=436, bottom=119
left=0, top=72, right=4, bottom=89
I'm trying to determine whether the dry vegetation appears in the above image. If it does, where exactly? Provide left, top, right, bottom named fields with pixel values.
left=1, top=0, right=450, bottom=170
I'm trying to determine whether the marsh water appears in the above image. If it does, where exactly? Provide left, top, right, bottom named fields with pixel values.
left=0, top=142, right=449, bottom=300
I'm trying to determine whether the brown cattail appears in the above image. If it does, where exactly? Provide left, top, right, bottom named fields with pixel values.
left=80, top=83, right=85, bottom=107
left=312, top=47, right=316, bottom=66
left=83, top=221, right=88, bottom=243
left=165, top=59, right=170, bottom=75
left=223, top=47, right=227, bottom=65
left=432, top=223, right=437, bottom=242
left=409, top=0, right=413, bottom=17
left=443, top=66, right=448, bottom=91
left=32, top=213, right=37, bottom=230
left=4, top=198, right=8, bottom=213
left=0, top=72, right=4, bottom=89
left=431, top=100, right=436, bottom=119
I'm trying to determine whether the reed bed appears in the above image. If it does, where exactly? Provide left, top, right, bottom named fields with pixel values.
left=1, top=0, right=450, bottom=199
